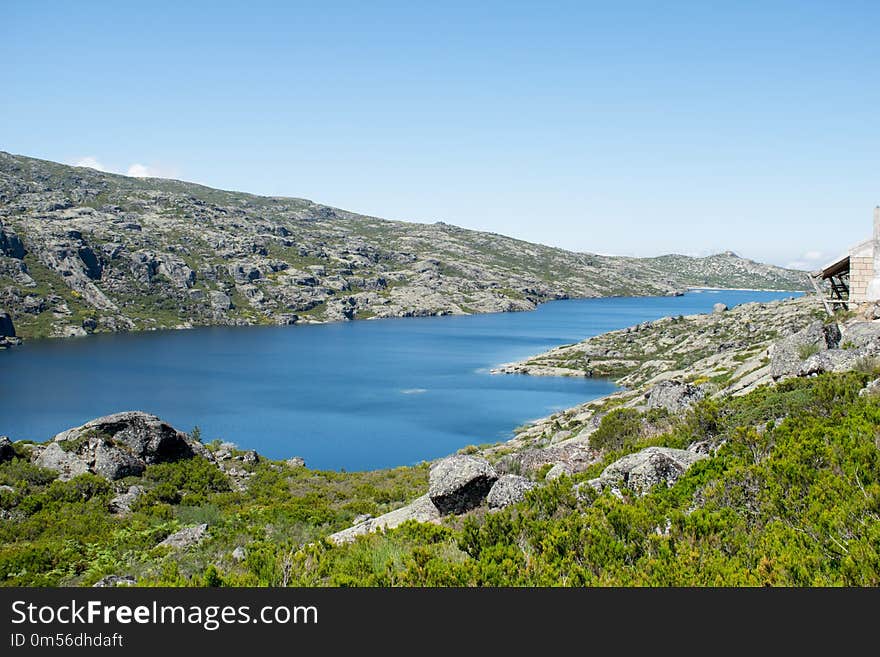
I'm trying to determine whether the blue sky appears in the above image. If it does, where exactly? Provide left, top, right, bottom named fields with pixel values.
left=2, top=1, right=878, bottom=269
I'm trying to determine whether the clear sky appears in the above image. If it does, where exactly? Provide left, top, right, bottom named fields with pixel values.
left=2, top=1, right=878, bottom=269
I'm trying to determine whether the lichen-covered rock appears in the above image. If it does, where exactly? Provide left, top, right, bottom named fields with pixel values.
left=92, top=575, right=136, bottom=588
left=35, top=411, right=209, bottom=481
left=487, top=475, right=537, bottom=509
left=34, top=443, right=90, bottom=481
left=328, top=494, right=441, bottom=544
left=798, top=349, right=865, bottom=376
left=644, top=380, right=706, bottom=412
left=840, top=322, right=880, bottom=351
left=769, top=320, right=841, bottom=379
left=428, top=455, right=498, bottom=515
left=545, top=463, right=574, bottom=480
left=158, top=523, right=208, bottom=550
left=591, top=446, right=707, bottom=495
left=109, top=485, right=144, bottom=514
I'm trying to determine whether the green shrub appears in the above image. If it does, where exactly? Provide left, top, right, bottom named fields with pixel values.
left=590, top=408, right=643, bottom=452
left=797, top=343, right=820, bottom=360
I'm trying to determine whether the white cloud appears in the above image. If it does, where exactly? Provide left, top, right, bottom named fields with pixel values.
left=71, top=156, right=109, bottom=172
left=126, top=162, right=178, bottom=178
left=786, top=250, right=828, bottom=271
left=69, top=157, right=178, bottom=179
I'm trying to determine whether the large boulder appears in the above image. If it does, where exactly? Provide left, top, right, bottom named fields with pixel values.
left=0, top=311, right=15, bottom=338
left=769, top=321, right=841, bottom=379
left=644, top=380, right=706, bottom=413
left=589, top=446, right=707, bottom=496
left=428, top=455, right=498, bottom=515
left=487, top=475, right=537, bottom=509
left=327, top=494, right=441, bottom=544
left=840, top=322, right=880, bottom=352
left=35, top=412, right=209, bottom=481
left=0, top=436, right=15, bottom=463
left=798, top=349, right=865, bottom=376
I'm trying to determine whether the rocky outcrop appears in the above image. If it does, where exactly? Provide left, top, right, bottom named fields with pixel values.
left=109, top=485, right=144, bottom=514
left=487, top=475, right=537, bottom=509
left=428, top=455, right=498, bottom=515
left=493, top=296, right=819, bottom=399
left=328, top=494, right=441, bottom=544
left=769, top=320, right=841, bottom=379
left=588, top=446, right=707, bottom=496
left=0, top=223, right=25, bottom=259
left=0, top=436, right=15, bottom=463
left=35, top=412, right=209, bottom=481
left=644, top=380, right=706, bottom=412
left=157, top=523, right=208, bottom=550
left=713, top=303, right=728, bottom=313
left=92, top=575, right=136, bottom=588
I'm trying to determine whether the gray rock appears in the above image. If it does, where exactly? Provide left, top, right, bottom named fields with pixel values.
left=158, top=523, right=208, bottom=550
left=93, top=440, right=145, bottom=480
left=798, top=349, right=865, bottom=376
left=231, top=546, right=247, bottom=562
left=769, top=320, right=841, bottom=379
left=840, top=322, right=880, bottom=351
left=239, top=450, right=259, bottom=464
left=545, top=463, right=573, bottom=480
left=644, top=380, right=706, bottom=412
left=0, top=484, right=14, bottom=494
left=34, top=443, right=89, bottom=481
left=353, top=513, right=373, bottom=524
left=92, top=575, right=136, bottom=588
left=0, top=311, right=15, bottom=338
left=594, top=446, right=707, bottom=495
left=328, top=494, right=440, bottom=544
left=36, top=412, right=206, bottom=481
left=109, top=485, right=144, bottom=514
left=285, top=456, right=305, bottom=468
left=487, top=475, right=537, bottom=509
left=859, top=377, right=880, bottom=397
left=0, top=436, right=15, bottom=463
left=428, top=455, right=498, bottom=515
left=208, top=290, right=232, bottom=311
left=713, top=303, right=728, bottom=314
left=0, top=224, right=26, bottom=258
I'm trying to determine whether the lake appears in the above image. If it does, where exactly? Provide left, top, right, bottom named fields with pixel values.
left=0, top=289, right=799, bottom=470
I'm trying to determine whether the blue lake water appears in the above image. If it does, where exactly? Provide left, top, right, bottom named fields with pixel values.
left=0, top=289, right=800, bottom=470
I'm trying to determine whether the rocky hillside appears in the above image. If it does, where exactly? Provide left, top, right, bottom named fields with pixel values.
left=494, top=296, right=825, bottom=393
left=0, top=151, right=809, bottom=340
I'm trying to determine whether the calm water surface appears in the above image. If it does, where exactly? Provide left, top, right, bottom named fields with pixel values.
left=0, top=289, right=800, bottom=470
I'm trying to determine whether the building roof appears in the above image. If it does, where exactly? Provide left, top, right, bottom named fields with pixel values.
left=814, top=253, right=850, bottom=279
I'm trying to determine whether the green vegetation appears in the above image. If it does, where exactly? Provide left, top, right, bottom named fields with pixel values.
left=2, top=372, right=878, bottom=587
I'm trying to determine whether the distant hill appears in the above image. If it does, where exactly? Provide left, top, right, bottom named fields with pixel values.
left=0, top=151, right=809, bottom=339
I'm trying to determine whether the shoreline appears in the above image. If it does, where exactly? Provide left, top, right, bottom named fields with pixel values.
left=2, top=287, right=810, bottom=347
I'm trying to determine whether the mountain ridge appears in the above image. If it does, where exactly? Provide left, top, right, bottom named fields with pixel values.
left=0, top=151, right=809, bottom=341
